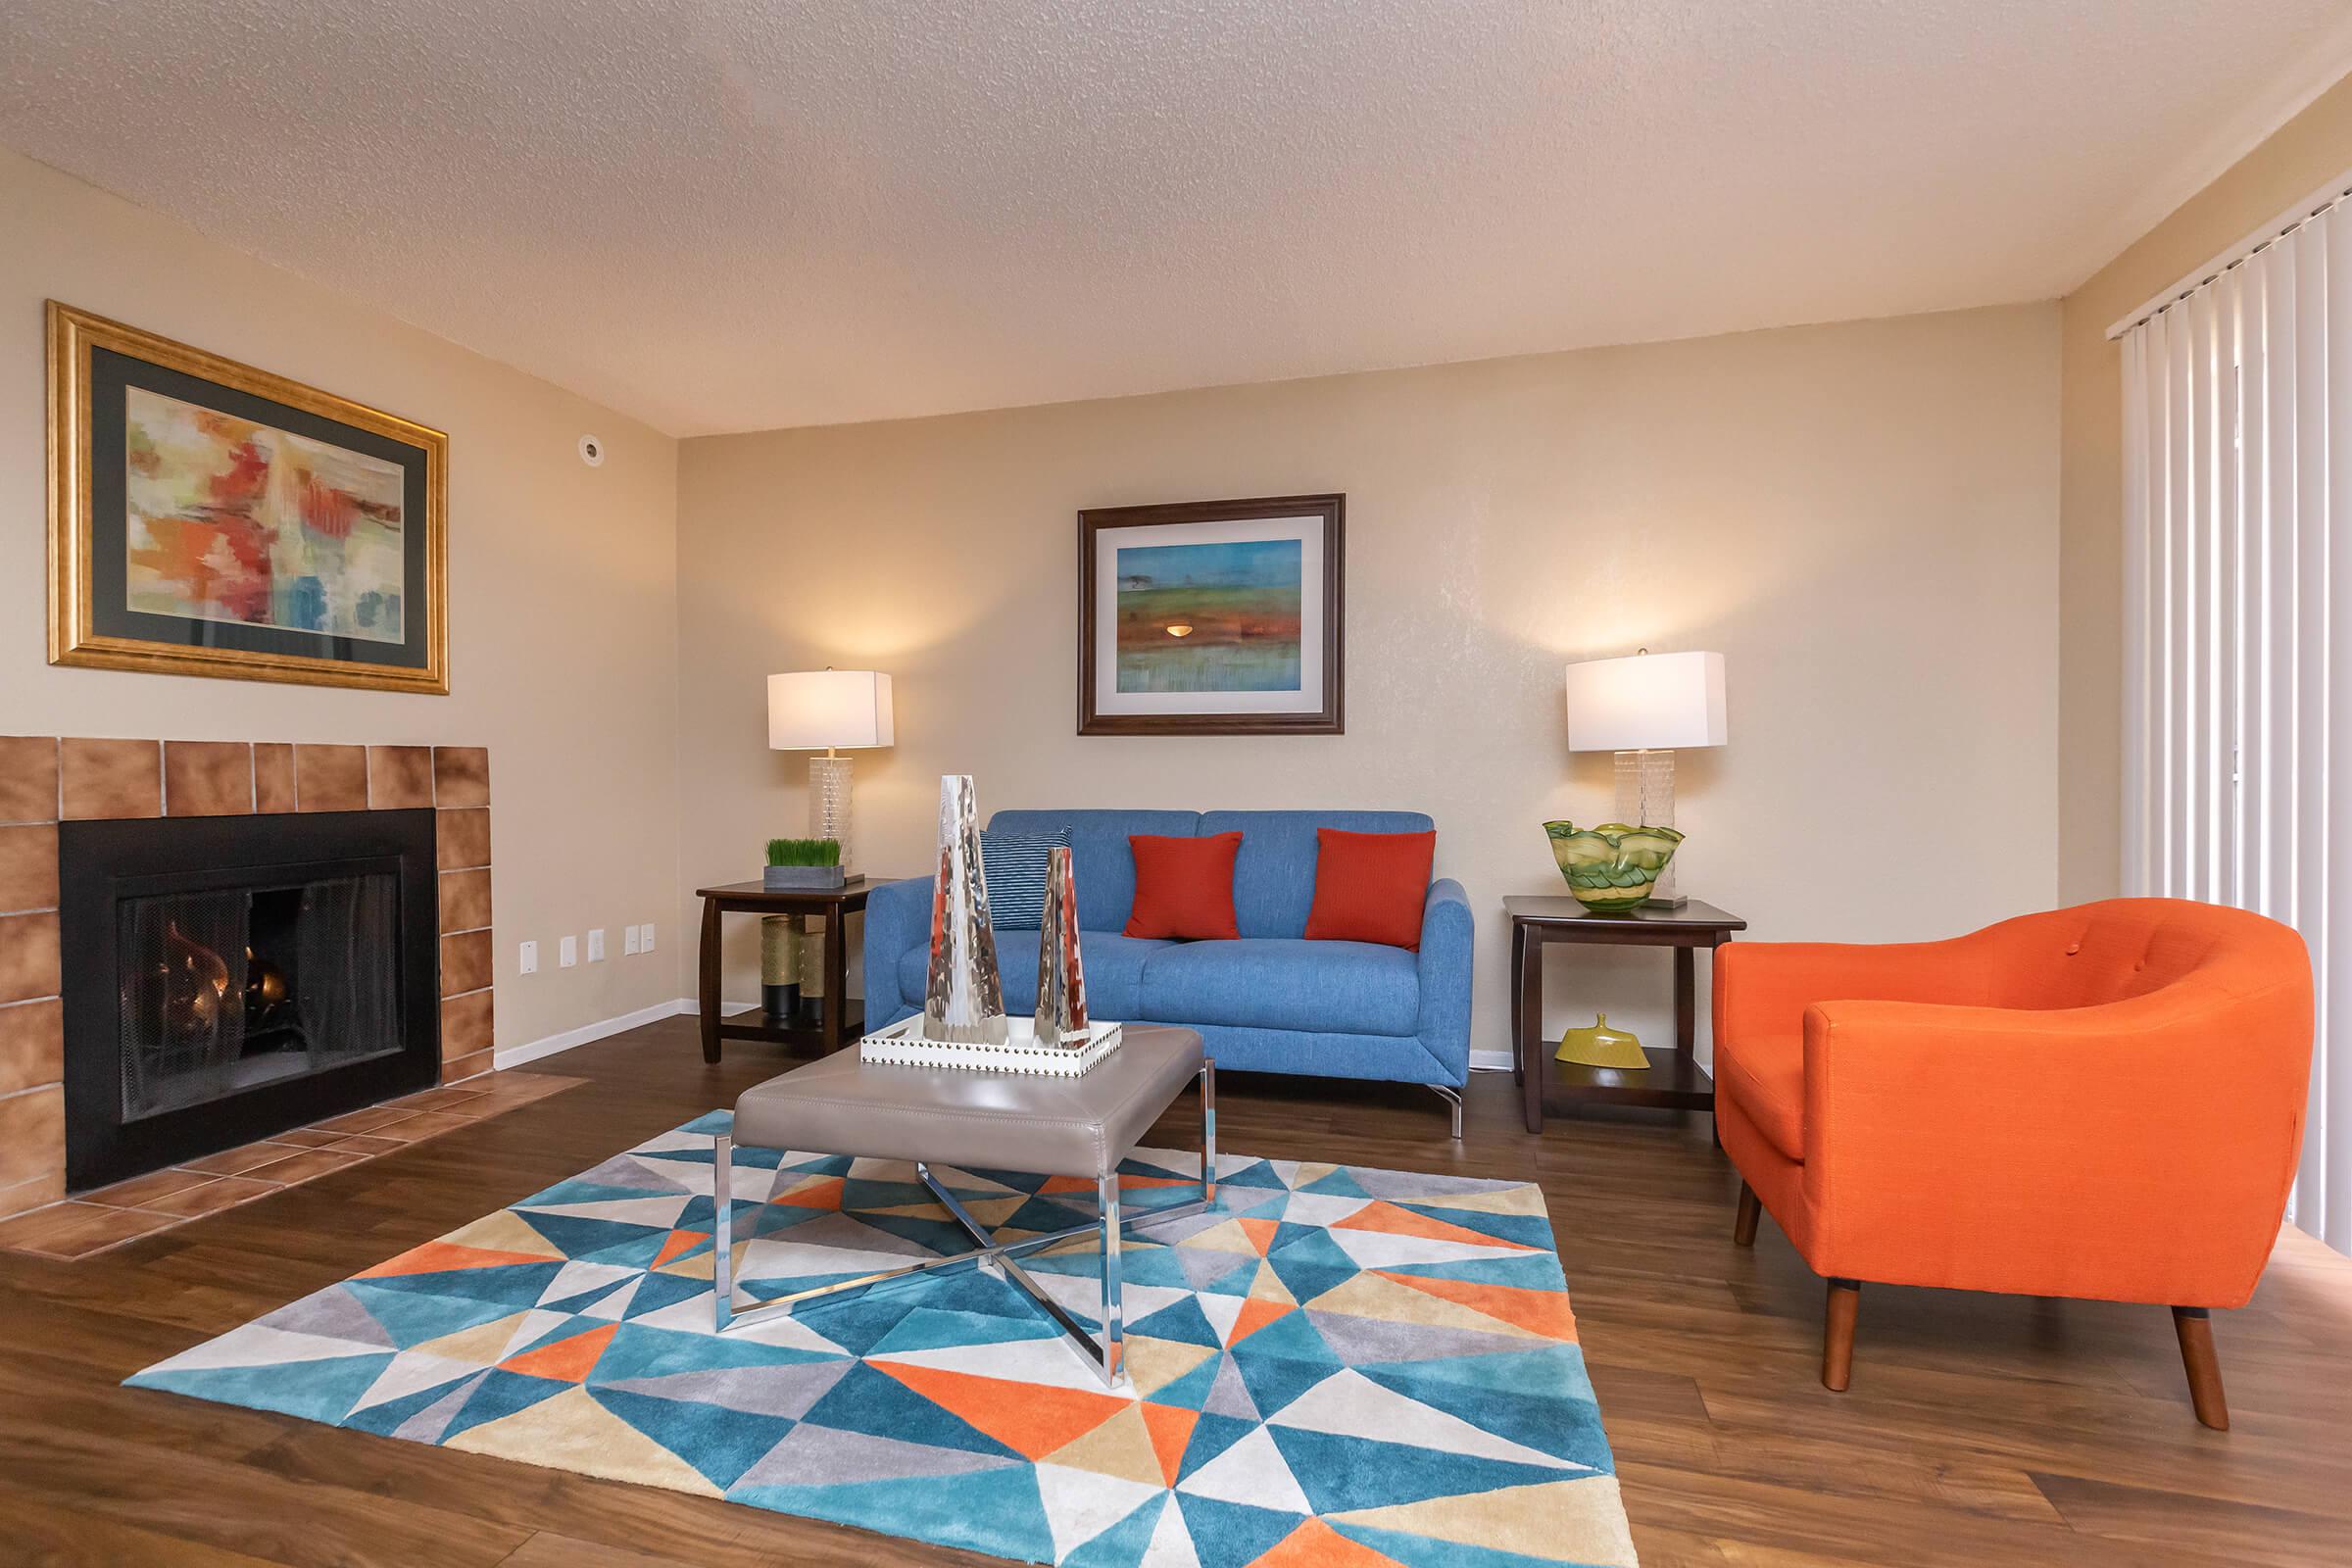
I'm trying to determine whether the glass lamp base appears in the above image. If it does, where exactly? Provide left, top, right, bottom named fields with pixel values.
left=809, top=755, right=853, bottom=873
left=1614, top=748, right=1684, bottom=906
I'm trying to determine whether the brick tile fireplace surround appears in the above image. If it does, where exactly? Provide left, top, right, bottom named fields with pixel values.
left=0, top=737, right=497, bottom=1227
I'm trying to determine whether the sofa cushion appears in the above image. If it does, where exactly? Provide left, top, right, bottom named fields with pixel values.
left=1716, top=1031, right=1804, bottom=1161
left=1140, top=938, right=1419, bottom=1037
left=1305, top=828, right=1436, bottom=950
left=1200, top=809, right=1435, bottom=937
left=979, top=827, right=1067, bottom=928
left=989, top=809, right=1200, bottom=932
left=1127, top=832, right=1242, bottom=940
left=895, top=931, right=1172, bottom=1022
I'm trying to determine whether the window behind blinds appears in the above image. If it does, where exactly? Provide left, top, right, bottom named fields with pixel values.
left=2119, top=187, right=2352, bottom=1251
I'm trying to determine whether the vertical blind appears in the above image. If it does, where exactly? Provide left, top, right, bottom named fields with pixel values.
left=2118, top=188, right=2352, bottom=1251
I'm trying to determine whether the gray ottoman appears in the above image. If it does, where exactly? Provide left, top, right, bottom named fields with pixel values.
left=713, top=1023, right=1215, bottom=1387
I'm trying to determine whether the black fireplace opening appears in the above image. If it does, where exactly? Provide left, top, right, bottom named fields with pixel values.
left=61, top=808, right=440, bottom=1191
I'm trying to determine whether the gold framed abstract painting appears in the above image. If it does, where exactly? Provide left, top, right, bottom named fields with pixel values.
left=47, top=302, right=449, bottom=694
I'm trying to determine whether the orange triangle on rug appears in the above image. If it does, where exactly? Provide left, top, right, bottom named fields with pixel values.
left=498, top=1321, right=618, bottom=1382
left=1334, top=1201, right=1535, bottom=1251
left=1140, top=1402, right=1199, bottom=1486
left=1376, top=1271, right=1579, bottom=1342
left=770, top=1175, right=845, bottom=1210
left=651, top=1229, right=709, bottom=1268
left=1250, top=1517, right=1411, bottom=1567
left=875, top=1363, right=1131, bottom=1460
left=1227, top=1298, right=1293, bottom=1346
left=356, top=1241, right=561, bottom=1279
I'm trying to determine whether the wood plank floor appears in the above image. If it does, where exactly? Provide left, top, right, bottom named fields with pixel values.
left=5, top=1013, right=2347, bottom=1567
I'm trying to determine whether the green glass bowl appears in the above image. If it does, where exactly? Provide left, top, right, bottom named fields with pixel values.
left=1544, top=820, right=1685, bottom=913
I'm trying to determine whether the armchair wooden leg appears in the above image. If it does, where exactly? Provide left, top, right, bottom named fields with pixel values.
left=1733, top=1182, right=1760, bottom=1247
left=1822, top=1279, right=1861, bottom=1392
left=2172, top=1306, right=2230, bottom=1431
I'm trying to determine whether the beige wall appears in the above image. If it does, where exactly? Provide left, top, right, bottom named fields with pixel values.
left=677, top=304, right=2062, bottom=1062
left=2059, top=73, right=2352, bottom=904
left=0, top=148, right=683, bottom=1052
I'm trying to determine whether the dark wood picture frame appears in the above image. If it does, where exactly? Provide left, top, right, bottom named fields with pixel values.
left=1077, top=494, right=1345, bottom=736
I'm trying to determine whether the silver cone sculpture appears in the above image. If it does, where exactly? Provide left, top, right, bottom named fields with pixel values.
left=1033, top=846, right=1090, bottom=1047
left=921, top=774, right=1007, bottom=1045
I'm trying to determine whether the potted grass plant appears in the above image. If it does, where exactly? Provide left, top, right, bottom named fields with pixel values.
left=763, top=836, right=846, bottom=890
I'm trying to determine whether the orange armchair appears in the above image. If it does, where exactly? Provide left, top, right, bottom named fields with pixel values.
left=1713, top=898, right=2312, bottom=1428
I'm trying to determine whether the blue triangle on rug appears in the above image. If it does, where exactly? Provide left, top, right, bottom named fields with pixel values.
left=588, top=1384, right=798, bottom=1490
left=738, top=1463, right=1055, bottom=1562
left=1174, top=1493, right=1302, bottom=1565
left=1062, top=1491, right=1168, bottom=1568
left=1267, top=1425, right=1576, bottom=1514
left=129, top=1350, right=392, bottom=1424
left=1360, top=1352, right=1612, bottom=1468
left=796, top=1361, right=1023, bottom=1458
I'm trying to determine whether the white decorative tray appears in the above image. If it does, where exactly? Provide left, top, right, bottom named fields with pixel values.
left=859, top=1016, right=1125, bottom=1077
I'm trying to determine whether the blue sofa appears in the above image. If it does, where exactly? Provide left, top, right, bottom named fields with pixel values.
left=862, top=809, right=1474, bottom=1135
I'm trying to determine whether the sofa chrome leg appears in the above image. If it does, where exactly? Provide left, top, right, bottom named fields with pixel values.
left=1429, top=1084, right=1463, bottom=1140
left=1734, top=1181, right=1760, bottom=1247
left=1823, top=1278, right=1861, bottom=1392
left=2173, top=1306, right=2230, bottom=1430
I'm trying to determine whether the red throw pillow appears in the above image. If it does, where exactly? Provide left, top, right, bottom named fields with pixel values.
left=1125, top=832, right=1242, bottom=940
left=1305, top=828, right=1436, bottom=949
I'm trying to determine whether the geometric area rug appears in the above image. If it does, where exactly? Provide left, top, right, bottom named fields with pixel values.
left=129, top=1112, right=1639, bottom=1567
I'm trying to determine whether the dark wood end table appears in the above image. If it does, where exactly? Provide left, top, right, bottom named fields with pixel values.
left=694, top=879, right=879, bottom=1062
left=1507, top=895, right=1746, bottom=1133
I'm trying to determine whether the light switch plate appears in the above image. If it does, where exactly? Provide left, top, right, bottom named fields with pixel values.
left=560, top=935, right=578, bottom=968
left=641, top=923, right=656, bottom=953
left=587, top=927, right=607, bottom=962
left=518, top=940, right=538, bottom=975
left=623, top=925, right=641, bottom=956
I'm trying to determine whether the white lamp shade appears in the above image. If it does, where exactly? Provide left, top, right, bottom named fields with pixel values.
left=768, top=670, right=895, bottom=750
left=1563, top=651, right=1727, bottom=752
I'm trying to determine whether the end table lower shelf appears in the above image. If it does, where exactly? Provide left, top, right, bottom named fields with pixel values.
left=1508, top=894, right=1745, bottom=1133
left=1544, top=1047, right=1715, bottom=1111
left=716, top=1004, right=866, bottom=1054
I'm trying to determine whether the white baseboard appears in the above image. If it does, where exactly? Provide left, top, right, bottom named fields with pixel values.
left=495, top=998, right=695, bottom=1070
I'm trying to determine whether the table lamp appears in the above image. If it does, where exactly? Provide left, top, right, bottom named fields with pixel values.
left=768, top=669, right=894, bottom=874
left=1562, top=649, right=1726, bottom=907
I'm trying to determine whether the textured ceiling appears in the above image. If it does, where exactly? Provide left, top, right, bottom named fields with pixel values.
left=6, top=1, right=2350, bottom=435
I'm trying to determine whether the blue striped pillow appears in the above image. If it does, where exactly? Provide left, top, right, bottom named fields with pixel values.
left=981, top=828, right=1069, bottom=929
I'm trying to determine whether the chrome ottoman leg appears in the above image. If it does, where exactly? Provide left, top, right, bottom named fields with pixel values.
left=1200, top=1059, right=1218, bottom=1200
left=715, top=1064, right=1219, bottom=1389
left=1430, top=1083, right=1464, bottom=1140
left=1099, top=1170, right=1125, bottom=1388
left=711, top=1134, right=736, bottom=1333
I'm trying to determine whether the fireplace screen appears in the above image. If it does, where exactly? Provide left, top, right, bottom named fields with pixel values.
left=61, top=807, right=439, bottom=1191
left=118, top=873, right=404, bottom=1121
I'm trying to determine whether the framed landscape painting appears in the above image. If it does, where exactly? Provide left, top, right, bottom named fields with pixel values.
left=48, top=302, right=448, bottom=693
left=1078, top=494, right=1343, bottom=735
